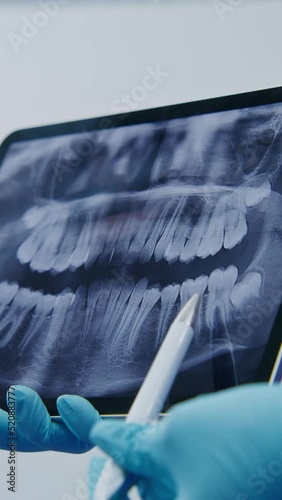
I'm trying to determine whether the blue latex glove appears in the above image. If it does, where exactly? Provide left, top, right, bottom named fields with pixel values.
left=88, top=384, right=282, bottom=500
left=0, top=385, right=100, bottom=453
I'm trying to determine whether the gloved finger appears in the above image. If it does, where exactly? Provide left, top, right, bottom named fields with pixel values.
left=56, top=395, right=101, bottom=443
left=13, top=385, right=92, bottom=453
left=0, top=408, right=8, bottom=449
left=12, top=385, right=52, bottom=450
left=90, top=421, right=162, bottom=478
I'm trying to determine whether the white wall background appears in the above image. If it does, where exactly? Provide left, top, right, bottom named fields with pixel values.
left=0, top=1, right=282, bottom=498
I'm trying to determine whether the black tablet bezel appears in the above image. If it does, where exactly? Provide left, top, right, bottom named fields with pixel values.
left=1, top=86, right=282, bottom=415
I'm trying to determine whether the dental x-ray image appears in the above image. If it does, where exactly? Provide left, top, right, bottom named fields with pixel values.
left=0, top=101, right=281, bottom=409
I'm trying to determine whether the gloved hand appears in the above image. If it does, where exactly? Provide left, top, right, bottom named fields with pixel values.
left=0, top=385, right=100, bottom=453
left=88, top=384, right=282, bottom=500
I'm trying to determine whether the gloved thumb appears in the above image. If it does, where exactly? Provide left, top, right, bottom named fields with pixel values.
left=57, top=395, right=101, bottom=443
left=89, top=420, right=160, bottom=477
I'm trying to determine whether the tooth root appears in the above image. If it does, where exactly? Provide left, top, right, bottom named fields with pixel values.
left=155, top=198, right=185, bottom=263
left=95, top=219, right=113, bottom=266
left=158, top=198, right=186, bottom=255
left=124, top=201, right=159, bottom=265
left=46, top=291, right=75, bottom=352
left=109, top=212, right=137, bottom=266
left=224, top=192, right=247, bottom=250
left=109, top=278, right=149, bottom=354
left=206, top=266, right=238, bottom=329
left=113, top=213, right=137, bottom=264
left=164, top=217, right=192, bottom=264
left=121, top=215, right=143, bottom=266
left=206, top=266, right=239, bottom=384
left=139, top=200, right=174, bottom=264
left=110, top=278, right=135, bottom=319
left=61, top=286, right=87, bottom=343
left=89, top=281, right=115, bottom=340
left=106, top=204, right=141, bottom=266
left=104, top=279, right=136, bottom=345
left=180, top=208, right=211, bottom=264
left=0, top=287, right=42, bottom=348
left=85, top=215, right=108, bottom=269
left=230, top=271, right=262, bottom=310
left=83, top=203, right=110, bottom=269
left=101, top=281, right=124, bottom=331
left=224, top=207, right=247, bottom=250
left=156, top=284, right=180, bottom=348
left=124, top=226, right=149, bottom=265
left=52, top=217, right=82, bottom=273
left=69, top=214, right=93, bottom=270
left=102, top=216, right=124, bottom=265
left=84, top=281, right=104, bottom=336
left=18, top=294, right=55, bottom=351
left=165, top=197, right=205, bottom=264
left=127, top=287, right=161, bottom=353
left=197, top=199, right=225, bottom=259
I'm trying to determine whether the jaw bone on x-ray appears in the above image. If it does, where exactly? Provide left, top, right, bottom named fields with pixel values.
left=0, top=102, right=281, bottom=403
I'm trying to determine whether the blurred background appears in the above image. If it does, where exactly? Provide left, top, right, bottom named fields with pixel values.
left=1, top=0, right=282, bottom=144
left=0, top=1, right=282, bottom=498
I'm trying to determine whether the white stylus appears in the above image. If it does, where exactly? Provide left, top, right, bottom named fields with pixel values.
left=93, top=293, right=202, bottom=500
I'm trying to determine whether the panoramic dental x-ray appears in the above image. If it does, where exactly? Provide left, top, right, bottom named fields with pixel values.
left=0, top=101, right=281, bottom=405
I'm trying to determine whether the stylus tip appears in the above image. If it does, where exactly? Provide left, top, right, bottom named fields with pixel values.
left=177, top=293, right=202, bottom=328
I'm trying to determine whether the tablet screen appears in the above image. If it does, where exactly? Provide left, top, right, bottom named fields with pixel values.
left=0, top=100, right=281, bottom=411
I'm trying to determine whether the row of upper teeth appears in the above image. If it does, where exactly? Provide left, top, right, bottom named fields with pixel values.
left=16, top=183, right=270, bottom=274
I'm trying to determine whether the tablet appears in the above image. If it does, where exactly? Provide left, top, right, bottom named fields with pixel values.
left=0, top=87, right=281, bottom=416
